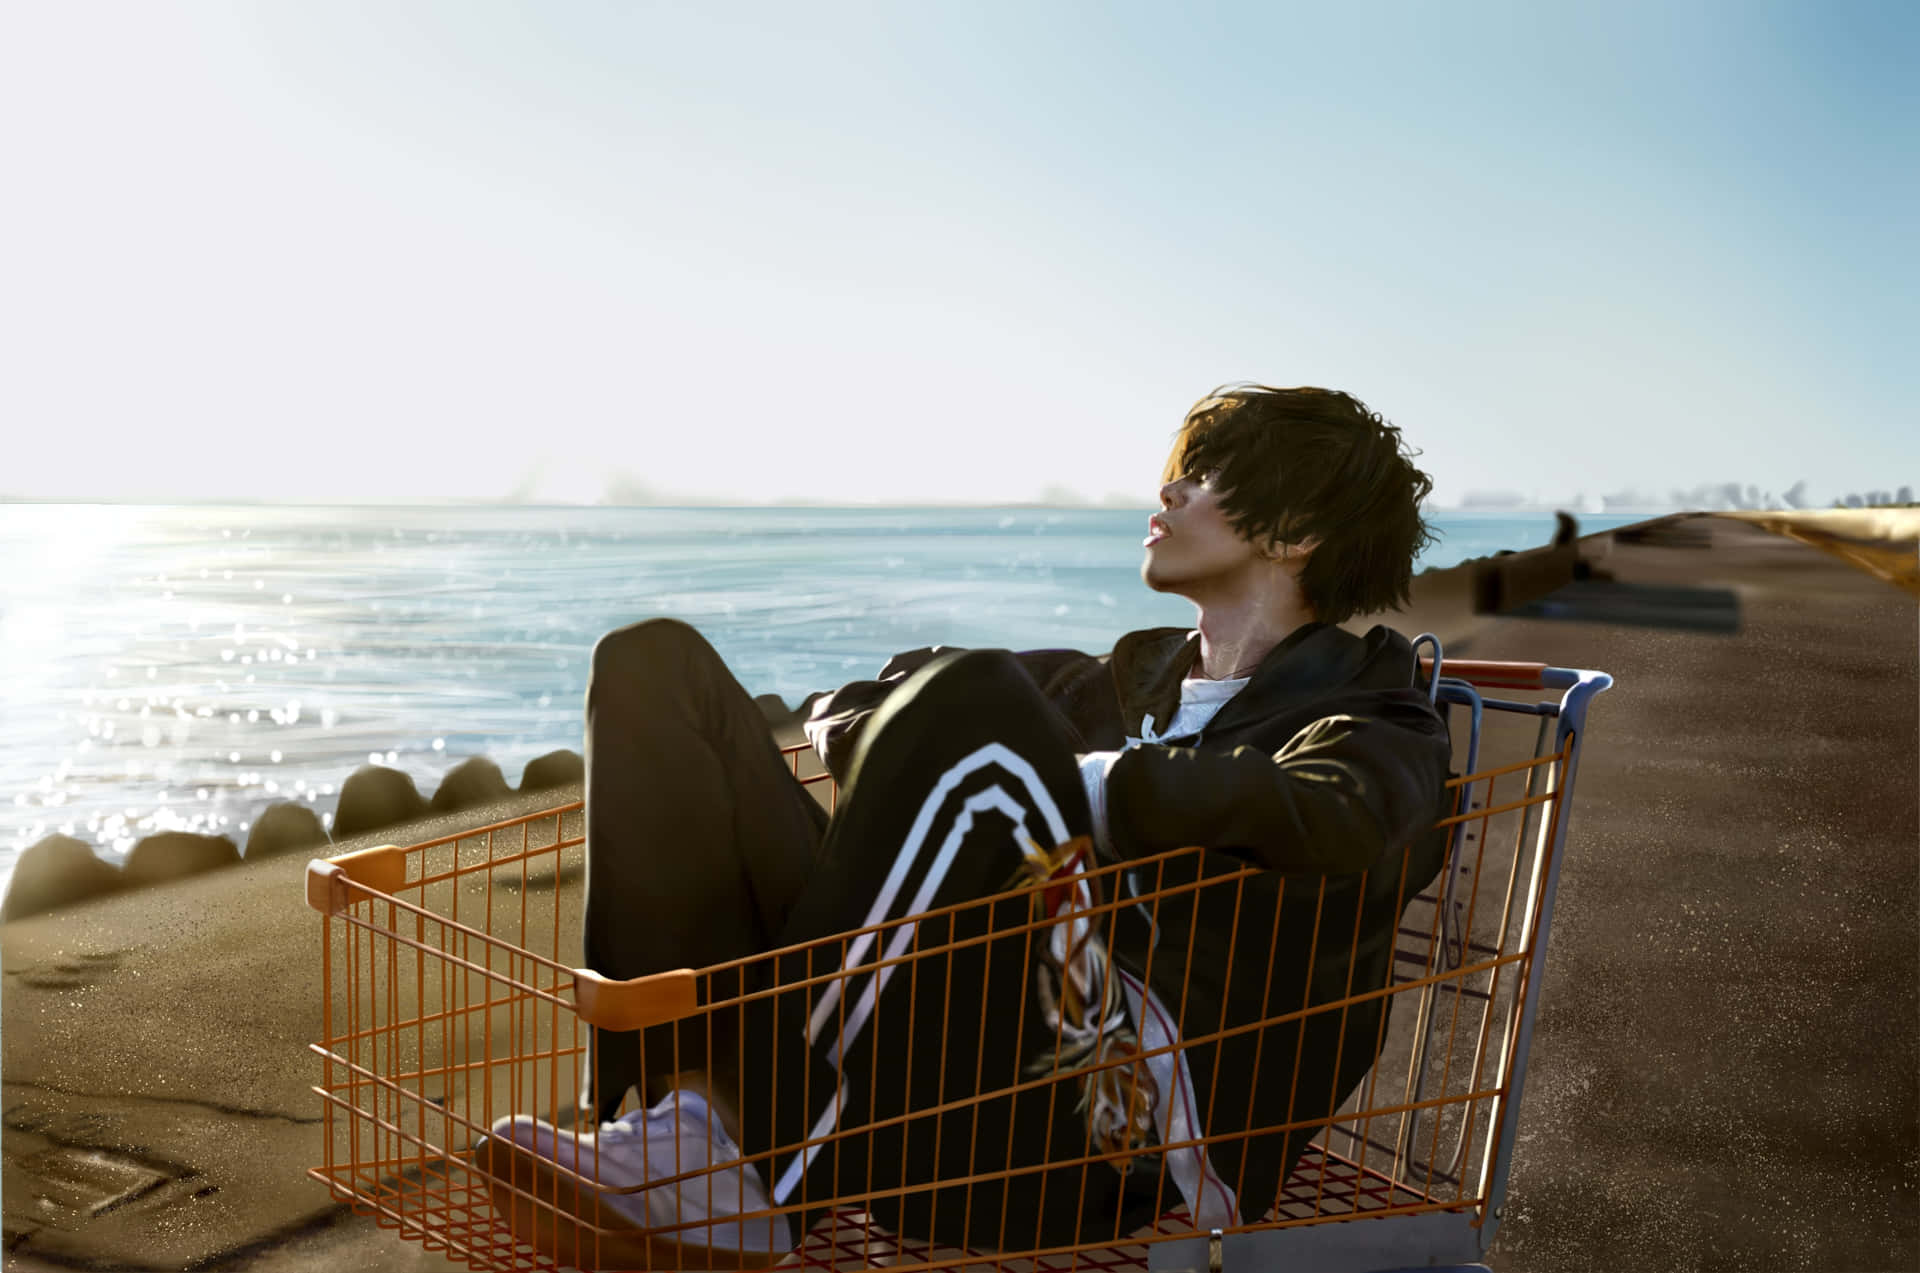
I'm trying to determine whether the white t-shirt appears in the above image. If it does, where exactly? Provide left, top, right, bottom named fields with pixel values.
left=1077, top=672, right=1250, bottom=859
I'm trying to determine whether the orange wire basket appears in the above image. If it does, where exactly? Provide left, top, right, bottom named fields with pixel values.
left=305, top=648, right=1611, bottom=1272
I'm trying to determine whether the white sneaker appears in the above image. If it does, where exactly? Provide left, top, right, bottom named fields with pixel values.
left=487, top=1090, right=794, bottom=1255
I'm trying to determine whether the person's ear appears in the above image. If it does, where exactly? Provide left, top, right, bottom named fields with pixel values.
left=1266, top=534, right=1321, bottom=562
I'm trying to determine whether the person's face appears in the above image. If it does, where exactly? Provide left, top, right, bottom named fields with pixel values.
left=1141, top=469, right=1269, bottom=598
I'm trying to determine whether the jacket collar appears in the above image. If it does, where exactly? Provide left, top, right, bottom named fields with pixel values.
left=1110, top=621, right=1410, bottom=738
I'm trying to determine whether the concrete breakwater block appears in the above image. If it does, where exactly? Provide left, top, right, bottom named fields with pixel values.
left=120, top=832, right=241, bottom=887
left=331, top=764, right=428, bottom=838
left=754, top=692, right=797, bottom=726
left=4, top=751, right=596, bottom=924
left=430, top=755, right=513, bottom=813
left=520, top=748, right=583, bottom=791
left=2, top=834, right=124, bottom=921
left=242, top=801, right=329, bottom=860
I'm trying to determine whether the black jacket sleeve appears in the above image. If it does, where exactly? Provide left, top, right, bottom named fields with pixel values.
left=802, top=645, right=1113, bottom=784
left=1103, top=692, right=1452, bottom=876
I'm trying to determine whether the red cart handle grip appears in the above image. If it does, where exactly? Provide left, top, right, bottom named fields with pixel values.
left=1420, top=657, right=1548, bottom=690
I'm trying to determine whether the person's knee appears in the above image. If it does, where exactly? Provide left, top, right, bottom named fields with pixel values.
left=898, top=648, right=1039, bottom=713
left=591, top=617, right=716, bottom=682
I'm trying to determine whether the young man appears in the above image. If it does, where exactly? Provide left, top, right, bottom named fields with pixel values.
left=492, top=384, right=1454, bottom=1262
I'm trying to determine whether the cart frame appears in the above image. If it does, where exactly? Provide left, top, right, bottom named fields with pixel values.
left=305, top=641, right=1611, bottom=1273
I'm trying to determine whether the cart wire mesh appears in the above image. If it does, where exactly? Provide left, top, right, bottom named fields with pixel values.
left=306, top=654, right=1608, bottom=1272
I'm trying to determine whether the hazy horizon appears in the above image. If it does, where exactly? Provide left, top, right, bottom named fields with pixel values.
left=0, top=487, right=1888, bottom=513
left=0, top=491, right=1788, bottom=513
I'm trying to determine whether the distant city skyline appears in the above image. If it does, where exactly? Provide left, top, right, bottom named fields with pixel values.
left=8, top=473, right=1871, bottom=514
left=4, top=4, right=1914, bottom=509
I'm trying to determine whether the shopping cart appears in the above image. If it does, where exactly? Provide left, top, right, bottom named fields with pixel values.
left=304, top=643, right=1611, bottom=1273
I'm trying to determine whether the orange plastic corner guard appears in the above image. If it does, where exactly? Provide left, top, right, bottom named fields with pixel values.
left=571, top=967, right=700, bottom=1032
left=305, top=845, right=408, bottom=913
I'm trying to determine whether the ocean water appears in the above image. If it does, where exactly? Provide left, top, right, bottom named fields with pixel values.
left=0, top=504, right=1649, bottom=894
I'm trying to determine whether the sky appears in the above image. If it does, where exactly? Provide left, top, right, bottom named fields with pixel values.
left=3, top=1, right=1914, bottom=508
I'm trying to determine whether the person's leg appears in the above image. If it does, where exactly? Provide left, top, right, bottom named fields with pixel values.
left=735, top=649, right=1163, bottom=1251
left=583, top=617, right=829, bottom=1120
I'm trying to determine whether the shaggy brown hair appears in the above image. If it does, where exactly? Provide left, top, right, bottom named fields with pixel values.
left=1161, top=384, right=1439, bottom=624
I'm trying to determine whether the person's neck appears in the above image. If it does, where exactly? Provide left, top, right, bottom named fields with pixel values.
left=1192, top=593, right=1317, bottom=681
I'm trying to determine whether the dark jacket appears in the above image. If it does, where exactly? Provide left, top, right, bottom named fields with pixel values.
left=804, top=620, right=1455, bottom=1220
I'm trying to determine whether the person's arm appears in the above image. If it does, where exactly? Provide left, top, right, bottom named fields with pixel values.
left=1101, top=692, right=1452, bottom=875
